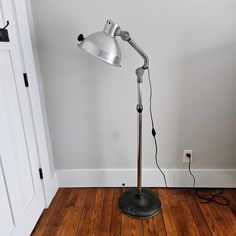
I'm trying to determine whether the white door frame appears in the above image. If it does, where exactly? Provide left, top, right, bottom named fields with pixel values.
left=12, top=0, right=58, bottom=207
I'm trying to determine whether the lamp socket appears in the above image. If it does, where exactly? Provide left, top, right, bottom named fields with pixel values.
left=183, top=150, right=193, bottom=163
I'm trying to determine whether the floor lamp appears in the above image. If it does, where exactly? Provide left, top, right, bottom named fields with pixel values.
left=77, top=20, right=161, bottom=219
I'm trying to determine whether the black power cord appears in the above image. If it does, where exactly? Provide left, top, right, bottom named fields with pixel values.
left=147, top=68, right=230, bottom=205
left=186, top=153, right=196, bottom=188
left=147, top=68, right=167, bottom=188
left=186, top=153, right=229, bottom=205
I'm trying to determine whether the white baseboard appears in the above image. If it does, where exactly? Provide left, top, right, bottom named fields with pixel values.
left=57, top=168, right=236, bottom=188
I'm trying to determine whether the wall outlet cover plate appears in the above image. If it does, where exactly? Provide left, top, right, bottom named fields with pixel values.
left=183, top=150, right=193, bottom=163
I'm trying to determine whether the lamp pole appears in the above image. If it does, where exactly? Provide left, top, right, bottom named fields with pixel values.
left=116, top=30, right=149, bottom=194
left=115, top=31, right=161, bottom=219
left=136, top=67, right=144, bottom=194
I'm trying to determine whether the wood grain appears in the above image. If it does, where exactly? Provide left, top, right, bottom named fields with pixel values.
left=55, top=188, right=89, bottom=235
left=110, top=188, right=122, bottom=236
left=99, top=188, right=114, bottom=235
left=158, top=188, right=178, bottom=236
left=197, top=201, right=225, bottom=235
left=166, top=189, right=201, bottom=236
left=76, top=188, right=97, bottom=235
left=153, top=189, right=166, bottom=236
left=32, top=188, right=236, bottom=236
left=88, top=188, right=105, bottom=235
left=184, top=190, right=212, bottom=236
left=42, top=188, right=72, bottom=236
left=31, top=188, right=64, bottom=235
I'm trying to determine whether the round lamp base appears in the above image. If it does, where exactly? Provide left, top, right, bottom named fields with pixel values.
left=118, top=188, right=161, bottom=219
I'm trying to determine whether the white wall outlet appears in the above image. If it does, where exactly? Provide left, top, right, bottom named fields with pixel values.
left=183, top=150, right=193, bottom=163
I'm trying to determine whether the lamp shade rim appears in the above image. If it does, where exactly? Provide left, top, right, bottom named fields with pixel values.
left=78, top=43, right=121, bottom=67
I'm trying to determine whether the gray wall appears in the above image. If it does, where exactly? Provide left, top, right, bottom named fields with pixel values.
left=31, top=0, right=236, bottom=170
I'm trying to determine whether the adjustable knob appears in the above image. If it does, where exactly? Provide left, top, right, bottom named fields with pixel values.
left=120, top=31, right=130, bottom=41
left=77, top=34, right=84, bottom=42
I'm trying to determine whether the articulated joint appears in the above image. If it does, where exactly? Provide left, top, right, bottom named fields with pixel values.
left=120, top=31, right=131, bottom=41
left=115, top=28, right=149, bottom=69
left=136, top=67, right=145, bottom=83
left=115, top=29, right=130, bottom=41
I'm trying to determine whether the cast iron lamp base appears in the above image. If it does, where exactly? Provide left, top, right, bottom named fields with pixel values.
left=118, top=188, right=161, bottom=219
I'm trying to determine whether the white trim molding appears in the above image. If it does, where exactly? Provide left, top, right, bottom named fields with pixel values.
left=14, top=0, right=59, bottom=207
left=57, top=168, right=236, bottom=188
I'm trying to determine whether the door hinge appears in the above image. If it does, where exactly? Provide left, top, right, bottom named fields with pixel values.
left=39, top=168, right=43, bottom=179
left=23, top=73, right=29, bottom=87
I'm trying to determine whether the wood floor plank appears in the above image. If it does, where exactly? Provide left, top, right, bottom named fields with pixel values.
left=55, top=188, right=89, bottom=235
left=65, top=188, right=81, bottom=208
left=76, top=188, right=98, bottom=235
left=208, top=201, right=236, bottom=235
left=121, top=210, right=136, bottom=236
left=184, top=190, right=212, bottom=236
left=224, top=189, right=236, bottom=217
left=197, top=201, right=225, bottom=236
left=99, top=188, right=114, bottom=235
left=158, top=189, right=178, bottom=236
left=219, top=205, right=236, bottom=235
left=152, top=211, right=166, bottom=236
left=88, top=188, right=105, bottom=236
left=143, top=218, right=155, bottom=235
left=121, top=214, right=143, bottom=236
left=43, top=188, right=73, bottom=236
left=132, top=220, right=143, bottom=236
left=166, top=188, right=201, bottom=236
left=110, top=188, right=122, bottom=236
left=55, top=208, right=78, bottom=236
left=31, top=188, right=64, bottom=235
left=152, top=189, right=167, bottom=236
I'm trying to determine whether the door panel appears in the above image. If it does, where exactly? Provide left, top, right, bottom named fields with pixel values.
left=0, top=51, right=35, bottom=208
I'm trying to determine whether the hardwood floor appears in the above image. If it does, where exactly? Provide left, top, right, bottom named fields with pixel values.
left=32, top=188, right=236, bottom=235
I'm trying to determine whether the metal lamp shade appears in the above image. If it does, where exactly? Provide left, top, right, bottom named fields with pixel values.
left=79, top=31, right=121, bottom=67
left=78, top=20, right=122, bottom=67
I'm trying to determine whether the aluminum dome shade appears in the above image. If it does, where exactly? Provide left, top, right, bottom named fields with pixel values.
left=78, top=20, right=121, bottom=67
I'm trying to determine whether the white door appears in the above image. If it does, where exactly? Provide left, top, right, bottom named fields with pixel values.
left=0, top=0, right=45, bottom=235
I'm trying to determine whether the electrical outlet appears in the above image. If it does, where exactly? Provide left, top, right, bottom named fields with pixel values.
left=183, top=150, right=193, bottom=163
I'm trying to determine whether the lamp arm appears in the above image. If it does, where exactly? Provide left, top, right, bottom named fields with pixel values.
left=128, top=39, right=149, bottom=69
left=115, top=30, right=149, bottom=69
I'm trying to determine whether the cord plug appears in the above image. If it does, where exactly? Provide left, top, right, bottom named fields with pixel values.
left=186, top=153, right=191, bottom=158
